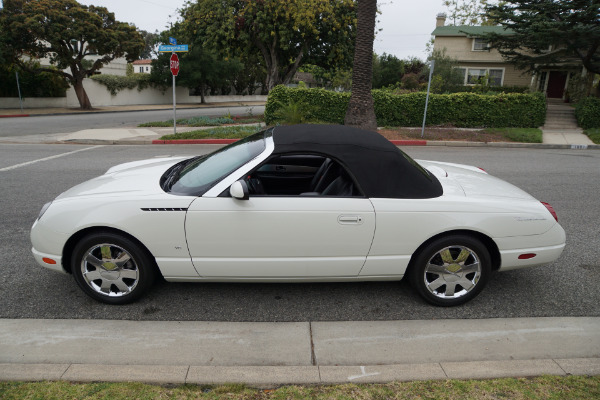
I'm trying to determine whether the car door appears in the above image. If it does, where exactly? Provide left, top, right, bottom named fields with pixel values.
left=185, top=194, right=375, bottom=278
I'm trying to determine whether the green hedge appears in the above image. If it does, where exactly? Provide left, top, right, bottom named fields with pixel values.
left=265, top=86, right=546, bottom=128
left=91, top=73, right=156, bottom=96
left=0, top=63, right=69, bottom=97
left=575, top=97, right=600, bottom=129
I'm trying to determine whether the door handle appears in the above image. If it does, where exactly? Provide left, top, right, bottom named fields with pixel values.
left=338, top=215, right=363, bottom=225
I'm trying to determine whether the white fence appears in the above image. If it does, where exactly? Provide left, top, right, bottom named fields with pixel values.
left=0, top=79, right=266, bottom=109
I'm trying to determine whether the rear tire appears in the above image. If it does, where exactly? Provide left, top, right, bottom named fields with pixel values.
left=71, top=232, right=156, bottom=305
left=409, top=235, right=491, bottom=306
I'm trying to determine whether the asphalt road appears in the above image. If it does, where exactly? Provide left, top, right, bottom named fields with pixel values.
left=1, top=143, right=598, bottom=321
left=0, top=105, right=265, bottom=136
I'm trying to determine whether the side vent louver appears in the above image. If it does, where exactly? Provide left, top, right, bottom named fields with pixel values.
left=141, top=208, right=188, bottom=212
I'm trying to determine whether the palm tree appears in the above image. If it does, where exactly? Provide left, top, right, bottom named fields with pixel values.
left=344, top=0, right=377, bottom=130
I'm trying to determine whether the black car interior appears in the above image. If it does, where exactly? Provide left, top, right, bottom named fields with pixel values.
left=244, top=154, right=361, bottom=197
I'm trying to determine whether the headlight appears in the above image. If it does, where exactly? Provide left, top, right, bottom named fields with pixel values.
left=38, top=202, right=52, bottom=220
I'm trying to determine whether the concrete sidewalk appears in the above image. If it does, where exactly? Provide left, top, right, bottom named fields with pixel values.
left=0, top=101, right=266, bottom=117
left=1, top=317, right=599, bottom=385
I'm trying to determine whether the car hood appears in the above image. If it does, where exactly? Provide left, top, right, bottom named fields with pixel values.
left=418, top=160, right=536, bottom=200
left=55, top=156, right=190, bottom=200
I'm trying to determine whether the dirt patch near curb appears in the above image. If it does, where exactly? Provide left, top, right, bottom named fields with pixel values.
left=378, top=128, right=509, bottom=142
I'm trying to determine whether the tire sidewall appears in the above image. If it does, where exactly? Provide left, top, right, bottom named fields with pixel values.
left=71, top=232, right=156, bottom=305
left=409, top=235, right=491, bottom=307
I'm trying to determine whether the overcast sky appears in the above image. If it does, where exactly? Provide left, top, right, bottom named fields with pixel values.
left=74, top=0, right=445, bottom=61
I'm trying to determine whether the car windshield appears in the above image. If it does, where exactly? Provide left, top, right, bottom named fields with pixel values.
left=165, top=130, right=268, bottom=196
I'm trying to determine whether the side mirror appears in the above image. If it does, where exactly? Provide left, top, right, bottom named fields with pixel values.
left=230, top=180, right=249, bottom=200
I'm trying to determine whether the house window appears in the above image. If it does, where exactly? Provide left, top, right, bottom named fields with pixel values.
left=464, top=68, right=504, bottom=86
left=467, top=68, right=487, bottom=84
left=472, top=38, right=489, bottom=51
left=139, top=66, right=144, bottom=73
left=146, top=66, right=149, bottom=72
left=488, top=69, right=503, bottom=86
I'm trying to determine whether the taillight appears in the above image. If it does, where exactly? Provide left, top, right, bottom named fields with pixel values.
left=542, top=202, right=558, bottom=222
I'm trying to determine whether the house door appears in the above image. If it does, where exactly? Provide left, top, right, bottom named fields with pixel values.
left=546, top=71, right=567, bottom=98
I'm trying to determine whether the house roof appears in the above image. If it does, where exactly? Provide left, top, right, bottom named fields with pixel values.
left=431, top=25, right=512, bottom=37
left=132, top=59, right=153, bottom=65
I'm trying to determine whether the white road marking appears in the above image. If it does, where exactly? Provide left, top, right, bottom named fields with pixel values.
left=0, top=145, right=104, bottom=172
left=348, top=366, right=380, bottom=381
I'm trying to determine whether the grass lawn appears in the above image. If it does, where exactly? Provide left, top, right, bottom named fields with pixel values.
left=159, top=125, right=262, bottom=140
left=584, top=128, right=600, bottom=144
left=1, top=376, right=599, bottom=399
left=140, top=115, right=264, bottom=128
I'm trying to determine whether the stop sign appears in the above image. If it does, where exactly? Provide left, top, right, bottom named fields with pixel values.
left=170, top=53, right=179, bottom=76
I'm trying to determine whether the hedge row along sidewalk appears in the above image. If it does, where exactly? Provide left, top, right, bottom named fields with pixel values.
left=264, top=86, right=546, bottom=128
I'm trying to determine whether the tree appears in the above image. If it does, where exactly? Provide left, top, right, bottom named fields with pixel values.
left=344, top=0, right=378, bottom=130
left=182, top=0, right=356, bottom=92
left=0, top=0, right=144, bottom=109
left=139, top=30, right=161, bottom=60
left=150, top=28, right=243, bottom=103
left=443, top=0, right=495, bottom=26
left=372, top=53, right=405, bottom=89
left=482, top=0, right=600, bottom=78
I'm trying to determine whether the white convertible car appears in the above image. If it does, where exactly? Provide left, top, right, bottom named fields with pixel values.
left=31, top=125, right=566, bottom=306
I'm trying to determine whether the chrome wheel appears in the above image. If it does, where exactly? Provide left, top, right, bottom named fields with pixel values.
left=80, top=243, right=140, bottom=297
left=424, top=245, right=481, bottom=299
left=409, top=235, right=491, bottom=306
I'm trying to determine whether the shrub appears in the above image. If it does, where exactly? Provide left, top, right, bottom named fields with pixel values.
left=575, top=97, right=600, bottom=129
left=0, top=62, right=69, bottom=97
left=401, top=73, right=420, bottom=90
left=265, top=86, right=546, bottom=128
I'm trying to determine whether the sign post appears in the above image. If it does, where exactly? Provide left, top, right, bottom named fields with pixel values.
left=170, top=53, right=180, bottom=135
left=159, top=42, right=187, bottom=135
left=421, top=60, right=435, bottom=138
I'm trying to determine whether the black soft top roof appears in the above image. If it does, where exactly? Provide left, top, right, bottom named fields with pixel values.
left=271, top=124, right=442, bottom=199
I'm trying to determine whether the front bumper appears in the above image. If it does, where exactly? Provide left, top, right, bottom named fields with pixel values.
left=31, top=247, right=66, bottom=274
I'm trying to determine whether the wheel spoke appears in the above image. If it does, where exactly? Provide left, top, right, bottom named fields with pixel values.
left=83, top=270, right=102, bottom=281
left=113, top=279, right=130, bottom=293
left=114, top=251, right=131, bottom=268
left=444, top=283, right=457, bottom=297
left=84, top=254, right=104, bottom=269
left=457, top=277, right=475, bottom=291
left=440, top=249, right=453, bottom=264
left=426, top=263, right=447, bottom=275
left=120, top=269, right=138, bottom=280
left=461, top=262, right=480, bottom=275
left=100, top=245, right=112, bottom=261
left=428, top=277, right=445, bottom=291
left=455, top=249, right=471, bottom=264
left=100, top=279, right=112, bottom=293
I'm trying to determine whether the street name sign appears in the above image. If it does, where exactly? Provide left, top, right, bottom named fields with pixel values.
left=158, top=44, right=189, bottom=53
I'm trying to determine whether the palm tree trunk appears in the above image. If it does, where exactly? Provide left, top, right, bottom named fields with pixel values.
left=344, top=0, right=377, bottom=131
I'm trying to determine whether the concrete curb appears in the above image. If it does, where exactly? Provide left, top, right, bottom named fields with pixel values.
left=1, top=359, right=598, bottom=386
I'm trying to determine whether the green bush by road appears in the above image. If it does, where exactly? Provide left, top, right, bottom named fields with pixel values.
left=575, top=97, right=600, bottom=129
left=265, top=86, right=546, bottom=128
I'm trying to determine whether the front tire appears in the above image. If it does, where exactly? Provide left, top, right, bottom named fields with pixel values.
left=71, top=232, right=156, bottom=305
left=409, top=235, right=491, bottom=306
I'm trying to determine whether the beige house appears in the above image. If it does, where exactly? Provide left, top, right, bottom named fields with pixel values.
left=132, top=59, right=153, bottom=74
left=431, top=14, right=577, bottom=99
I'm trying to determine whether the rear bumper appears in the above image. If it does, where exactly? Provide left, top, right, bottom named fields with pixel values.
left=496, top=223, right=566, bottom=271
